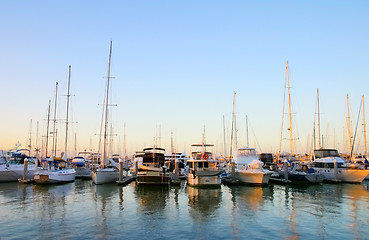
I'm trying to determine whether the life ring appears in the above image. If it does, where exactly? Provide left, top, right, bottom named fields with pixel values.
left=202, top=153, right=209, bottom=160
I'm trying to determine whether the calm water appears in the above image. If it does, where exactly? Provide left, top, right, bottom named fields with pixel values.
left=1, top=180, right=368, bottom=240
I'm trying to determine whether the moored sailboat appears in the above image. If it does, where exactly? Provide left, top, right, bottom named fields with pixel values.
left=91, top=41, right=119, bottom=184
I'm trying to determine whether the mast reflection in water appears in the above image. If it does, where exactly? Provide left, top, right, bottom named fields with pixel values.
left=0, top=180, right=368, bottom=239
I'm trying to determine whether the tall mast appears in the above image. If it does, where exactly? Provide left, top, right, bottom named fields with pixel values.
left=102, top=41, right=113, bottom=166
left=346, top=94, right=353, bottom=158
left=362, top=95, right=367, bottom=156
left=286, top=62, right=294, bottom=155
left=246, top=115, right=249, bottom=148
left=52, top=82, right=59, bottom=157
left=45, top=100, right=51, bottom=158
left=64, top=65, right=72, bottom=160
left=28, top=119, right=32, bottom=155
left=317, top=89, right=321, bottom=149
left=279, top=63, right=287, bottom=154
left=123, top=122, right=126, bottom=161
left=202, top=126, right=206, bottom=153
left=232, top=92, right=237, bottom=150
left=223, top=115, right=227, bottom=156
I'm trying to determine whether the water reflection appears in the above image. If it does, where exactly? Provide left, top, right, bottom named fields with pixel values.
left=0, top=180, right=368, bottom=239
left=32, top=183, right=74, bottom=239
left=134, top=184, right=170, bottom=214
left=230, top=185, right=273, bottom=212
left=187, top=186, right=222, bottom=222
left=92, top=183, right=119, bottom=240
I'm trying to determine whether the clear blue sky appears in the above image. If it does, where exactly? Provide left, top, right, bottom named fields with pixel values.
left=1, top=1, right=368, bottom=156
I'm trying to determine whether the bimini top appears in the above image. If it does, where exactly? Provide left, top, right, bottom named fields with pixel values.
left=191, top=144, right=214, bottom=147
left=143, top=147, right=165, bottom=153
left=314, top=149, right=340, bottom=158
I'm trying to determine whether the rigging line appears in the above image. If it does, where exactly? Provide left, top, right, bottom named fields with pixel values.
left=351, top=98, right=362, bottom=159
left=248, top=118, right=262, bottom=152
left=279, top=63, right=287, bottom=154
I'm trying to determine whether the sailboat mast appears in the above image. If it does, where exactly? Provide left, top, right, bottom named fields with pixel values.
left=246, top=115, right=249, bottom=148
left=286, top=62, right=294, bottom=155
left=223, top=115, right=227, bottom=157
left=123, top=122, right=126, bottom=162
left=346, top=94, right=353, bottom=158
left=52, top=82, right=59, bottom=157
left=317, top=89, right=321, bottom=149
left=279, top=63, right=287, bottom=154
left=45, top=100, right=51, bottom=158
left=232, top=92, right=237, bottom=150
left=28, top=119, right=32, bottom=155
left=65, top=65, right=71, bottom=159
left=103, top=41, right=113, bottom=166
left=362, top=95, right=367, bottom=156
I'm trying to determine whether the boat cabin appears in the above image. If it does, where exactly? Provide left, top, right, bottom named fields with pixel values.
left=237, top=148, right=257, bottom=157
left=142, top=147, right=166, bottom=167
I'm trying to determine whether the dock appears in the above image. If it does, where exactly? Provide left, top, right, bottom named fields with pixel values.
left=116, top=176, right=136, bottom=186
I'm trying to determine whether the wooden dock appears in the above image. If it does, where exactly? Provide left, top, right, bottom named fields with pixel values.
left=116, top=176, right=136, bottom=186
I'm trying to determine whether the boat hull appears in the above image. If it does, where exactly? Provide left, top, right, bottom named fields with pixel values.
left=187, top=173, right=222, bottom=187
left=137, top=171, right=170, bottom=185
left=91, top=168, right=119, bottom=184
left=34, top=169, right=76, bottom=184
left=286, top=172, right=324, bottom=183
left=314, top=168, right=369, bottom=183
left=235, top=170, right=272, bottom=185
left=0, top=165, right=35, bottom=182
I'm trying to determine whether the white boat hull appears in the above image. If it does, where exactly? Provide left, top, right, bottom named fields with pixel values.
left=314, top=168, right=369, bottom=183
left=187, top=173, right=222, bottom=187
left=92, top=168, right=119, bottom=184
left=235, top=170, right=272, bottom=185
left=0, top=164, right=35, bottom=182
left=34, top=168, right=76, bottom=184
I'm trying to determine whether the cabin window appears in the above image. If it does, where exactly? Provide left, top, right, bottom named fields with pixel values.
left=198, top=162, right=203, bottom=168
left=204, top=162, right=208, bottom=168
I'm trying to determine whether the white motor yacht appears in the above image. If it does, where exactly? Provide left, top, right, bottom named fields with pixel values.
left=187, top=144, right=223, bottom=187
left=313, top=149, right=369, bottom=183
left=0, top=150, right=36, bottom=182
left=232, top=148, right=272, bottom=185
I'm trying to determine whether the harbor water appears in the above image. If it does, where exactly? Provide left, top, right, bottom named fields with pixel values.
left=1, top=180, right=369, bottom=240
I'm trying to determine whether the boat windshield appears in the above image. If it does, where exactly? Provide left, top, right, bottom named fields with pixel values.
left=314, top=149, right=340, bottom=158
left=238, top=149, right=256, bottom=156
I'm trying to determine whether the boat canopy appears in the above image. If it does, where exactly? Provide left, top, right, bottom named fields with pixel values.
left=237, top=148, right=256, bottom=156
left=314, top=149, right=340, bottom=159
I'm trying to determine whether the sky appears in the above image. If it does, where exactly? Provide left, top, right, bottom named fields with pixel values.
left=1, top=1, right=369, bottom=157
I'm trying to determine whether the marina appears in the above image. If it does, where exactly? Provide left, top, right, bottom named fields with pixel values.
left=0, top=180, right=368, bottom=239
left=1, top=1, right=369, bottom=239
